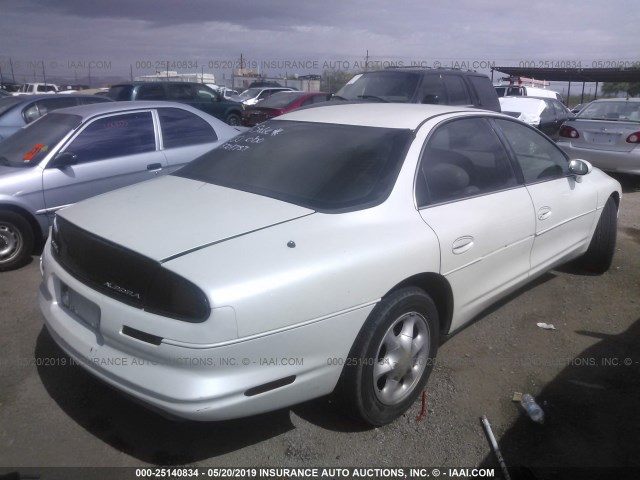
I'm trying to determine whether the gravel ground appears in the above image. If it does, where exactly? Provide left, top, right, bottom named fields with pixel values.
left=1, top=174, right=639, bottom=480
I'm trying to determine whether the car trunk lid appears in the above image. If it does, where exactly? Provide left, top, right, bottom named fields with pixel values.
left=568, top=119, right=640, bottom=153
left=57, top=174, right=315, bottom=262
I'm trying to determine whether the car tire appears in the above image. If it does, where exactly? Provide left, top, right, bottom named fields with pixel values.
left=579, top=196, right=617, bottom=274
left=226, top=113, right=241, bottom=126
left=337, top=287, right=439, bottom=426
left=0, top=211, right=34, bottom=271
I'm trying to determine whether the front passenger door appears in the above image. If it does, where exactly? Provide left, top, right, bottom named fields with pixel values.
left=41, top=111, right=166, bottom=217
left=494, top=119, right=597, bottom=275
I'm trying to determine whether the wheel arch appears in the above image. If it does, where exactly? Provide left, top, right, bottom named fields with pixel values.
left=385, top=273, right=454, bottom=336
left=610, top=190, right=620, bottom=210
left=0, top=204, right=45, bottom=249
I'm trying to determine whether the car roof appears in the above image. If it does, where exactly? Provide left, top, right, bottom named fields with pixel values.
left=370, top=67, right=484, bottom=76
left=45, top=100, right=210, bottom=119
left=588, top=98, right=640, bottom=103
left=111, top=82, right=213, bottom=87
left=275, top=103, right=488, bottom=129
left=0, top=93, right=102, bottom=105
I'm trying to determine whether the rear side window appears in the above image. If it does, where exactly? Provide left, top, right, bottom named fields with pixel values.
left=442, top=75, right=471, bottom=105
left=193, top=85, right=218, bottom=100
left=108, top=85, right=134, bottom=101
left=420, top=75, right=447, bottom=104
left=494, top=119, right=569, bottom=183
left=64, top=112, right=156, bottom=163
left=137, top=84, right=165, bottom=100
left=417, top=117, right=517, bottom=206
left=468, top=75, right=500, bottom=110
left=167, top=84, right=194, bottom=100
left=158, top=108, right=217, bottom=148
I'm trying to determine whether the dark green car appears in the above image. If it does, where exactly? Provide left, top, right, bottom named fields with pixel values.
left=107, top=82, right=243, bottom=125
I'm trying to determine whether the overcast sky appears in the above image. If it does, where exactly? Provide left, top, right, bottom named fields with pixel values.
left=1, top=0, right=638, bottom=88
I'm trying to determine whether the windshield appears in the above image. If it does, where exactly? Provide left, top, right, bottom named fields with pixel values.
left=335, top=72, right=420, bottom=102
left=175, top=120, right=412, bottom=212
left=238, top=88, right=262, bottom=100
left=255, top=92, right=306, bottom=109
left=0, top=113, right=81, bottom=167
left=578, top=101, right=640, bottom=122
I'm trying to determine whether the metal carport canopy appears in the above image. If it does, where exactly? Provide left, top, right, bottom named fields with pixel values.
left=491, top=67, right=640, bottom=83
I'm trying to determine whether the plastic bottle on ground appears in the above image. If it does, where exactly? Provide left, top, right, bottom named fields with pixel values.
left=520, top=393, right=544, bottom=423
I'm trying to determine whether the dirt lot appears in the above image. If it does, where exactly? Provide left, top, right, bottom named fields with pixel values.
left=1, top=174, right=639, bottom=480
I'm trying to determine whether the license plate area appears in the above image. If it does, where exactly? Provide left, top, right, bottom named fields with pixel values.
left=60, top=282, right=101, bottom=331
left=590, top=132, right=616, bottom=144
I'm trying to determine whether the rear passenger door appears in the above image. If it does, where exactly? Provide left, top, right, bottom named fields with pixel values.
left=493, top=118, right=597, bottom=274
left=41, top=111, right=166, bottom=215
left=416, top=116, right=535, bottom=330
left=157, top=107, right=221, bottom=172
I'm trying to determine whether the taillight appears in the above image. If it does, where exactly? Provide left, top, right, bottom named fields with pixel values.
left=560, top=125, right=579, bottom=139
left=145, top=268, right=210, bottom=322
left=626, top=132, right=640, bottom=144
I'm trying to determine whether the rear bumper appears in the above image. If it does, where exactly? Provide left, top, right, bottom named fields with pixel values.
left=38, top=243, right=372, bottom=421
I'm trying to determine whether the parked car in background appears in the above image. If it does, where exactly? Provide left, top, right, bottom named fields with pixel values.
left=107, top=82, right=244, bottom=125
left=499, top=96, right=573, bottom=141
left=241, top=91, right=331, bottom=126
left=0, top=94, right=113, bottom=142
left=13, top=83, right=60, bottom=95
left=0, top=101, right=240, bottom=270
left=334, top=68, right=500, bottom=111
left=39, top=103, right=619, bottom=426
left=558, top=98, right=640, bottom=175
left=206, top=85, right=240, bottom=100
left=571, top=103, right=589, bottom=114
left=495, top=84, right=564, bottom=103
left=230, top=87, right=296, bottom=106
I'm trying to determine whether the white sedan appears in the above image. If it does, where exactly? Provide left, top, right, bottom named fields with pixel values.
left=39, top=103, right=621, bottom=425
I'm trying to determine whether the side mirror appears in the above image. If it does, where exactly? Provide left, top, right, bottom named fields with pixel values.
left=569, top=159, right=592, bottom=182
left=422, top=94, right=440, bottom=105
left=49, top=151, right=78, bottom=169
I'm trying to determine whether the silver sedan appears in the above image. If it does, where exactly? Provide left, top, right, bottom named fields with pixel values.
left=558, top=98, right=640, bottom=175
left=0, top=101, right=241, bottom=271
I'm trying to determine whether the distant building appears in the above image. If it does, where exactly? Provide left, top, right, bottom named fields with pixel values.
left=134, top=71, right=216, bottom=84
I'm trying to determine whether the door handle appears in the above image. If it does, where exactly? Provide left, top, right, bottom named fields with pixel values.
left=452, top=236, right=474, bottom=255
left=147, top=163, right=163, bottom=173
left=537, top=206, right=552, bottom=221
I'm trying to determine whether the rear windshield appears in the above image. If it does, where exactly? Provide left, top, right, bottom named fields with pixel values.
left=0, top=113, right=81, bottom=167
left=578, top=101, right=640, bottom=122
left=335, top=72, right=420, bottom=103
left=175, top=120, right=412, bottom=212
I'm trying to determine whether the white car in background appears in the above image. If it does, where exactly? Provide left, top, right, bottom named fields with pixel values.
left=499, top=96, right=574, bottom=141
left=39, top=103, right=621, bottom=425
left=230, top=87, right=295, bottom=106
left=13, top=83, right=60, bottom=95
left=495, top=84, right=564, bottom=103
